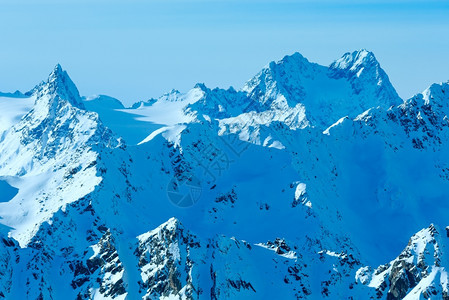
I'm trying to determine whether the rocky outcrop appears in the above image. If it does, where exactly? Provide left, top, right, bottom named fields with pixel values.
left=356, top=224, right=449, bottom=299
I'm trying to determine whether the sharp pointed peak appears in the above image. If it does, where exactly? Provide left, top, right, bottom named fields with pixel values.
left=48, top=63, right=70, bottom=81
left=53, top=63, right=63, bottom=72
left=29, top=64, right=84, bottom=109
left=48, top=64, right=68, bottom=81
left=138, top=217, right=183, bottom=241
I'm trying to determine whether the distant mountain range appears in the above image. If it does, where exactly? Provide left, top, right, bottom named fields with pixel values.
left=0, top=49, right=449, bottom=299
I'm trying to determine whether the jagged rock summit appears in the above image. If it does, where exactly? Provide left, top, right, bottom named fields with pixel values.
left=240, top=49, right=401, bottom=129
left=27, top=64, right=85, bottom=109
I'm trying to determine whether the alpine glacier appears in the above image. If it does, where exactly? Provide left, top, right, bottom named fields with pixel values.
left=0, top=50, right=449, bottom=299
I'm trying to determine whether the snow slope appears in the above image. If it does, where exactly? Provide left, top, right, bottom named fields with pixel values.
left=0, top=94, right=34, bottom=133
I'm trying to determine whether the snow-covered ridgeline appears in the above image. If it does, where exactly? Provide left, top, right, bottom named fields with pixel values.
left=0, top=49, right=448, bottom=299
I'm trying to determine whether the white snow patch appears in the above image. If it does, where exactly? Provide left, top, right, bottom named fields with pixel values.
left=0, top=95, right=35, bottom=133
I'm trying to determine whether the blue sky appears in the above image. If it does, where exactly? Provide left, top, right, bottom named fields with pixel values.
left=0, top=0, right=448, bottom=106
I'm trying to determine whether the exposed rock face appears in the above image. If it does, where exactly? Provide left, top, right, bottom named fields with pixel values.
left=135, top=218, right=201, bottom=299
left=356, top=225, right=449, bottom=299
left=70, top=231, right=127, bottom=299
left=0, top=234, right=18, bottom=298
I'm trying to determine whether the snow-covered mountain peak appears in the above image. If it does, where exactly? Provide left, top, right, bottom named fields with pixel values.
left=239, top=50, right=401, bottom=129
left=28, top=64, right=85, bottom=109
left=330, top=49, right=378, bottom=72
left=241, top=52, right=316, bottom=101
left=392, top=81, right=449, bottom=132
left=137, top=217, right=181, bottom=242
left=329, top=49, right=401, bottom=107
left=159, top=89, right=182, bottom=102
left=421, top=82, right=449, bottom=107
left=266, top=52, right=311, bottom=71
left=51, top=63, right=64, bottom=77
left=0, top=64, right=122, bottom=246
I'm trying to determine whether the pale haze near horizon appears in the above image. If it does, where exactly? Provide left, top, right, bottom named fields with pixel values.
left=0, top=0, right=448, bottom=106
